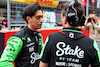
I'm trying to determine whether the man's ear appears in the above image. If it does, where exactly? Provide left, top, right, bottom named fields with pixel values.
left=63, top=16, right=67, bottom=24
left=26, top=16, right=31, bottom=23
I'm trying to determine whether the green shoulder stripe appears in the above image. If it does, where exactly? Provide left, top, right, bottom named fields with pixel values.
left=93, top=40, right=100, bottom=62
left=41, top=36, right=44, bottom=49
left=40, top=36, right=49, bottom=58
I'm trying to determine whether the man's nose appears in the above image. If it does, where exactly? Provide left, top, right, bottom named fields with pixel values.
left=40, top=18, right=43, bottom=22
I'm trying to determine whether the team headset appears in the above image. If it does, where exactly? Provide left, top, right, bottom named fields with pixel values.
left=66, top=1, right=86, bottom=26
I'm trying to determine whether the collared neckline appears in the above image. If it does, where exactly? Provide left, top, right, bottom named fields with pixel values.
left=25, top=26, right=38, bottom=35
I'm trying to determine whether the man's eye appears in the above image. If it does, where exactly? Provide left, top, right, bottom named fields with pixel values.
left=36, top=17, right=40, bottom=19
left=36, top=16, right=43, bottom=19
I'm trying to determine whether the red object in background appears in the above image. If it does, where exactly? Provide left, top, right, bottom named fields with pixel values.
left=80, top=0, right=87, bottom=6
left=3, top=20, right=8, bottom=27
left=3, top=21, right=7, bottom=25
left=91, top=0, right=95, bottom=9
left=91, top=0, right=95, bottom=3
left=81, top=28, right=89, bottom=37
left=39, top=29, right=62, bottom=43
left=80, top=0, right=95, bottom=10
left=4, top=28, right=89, bottom=45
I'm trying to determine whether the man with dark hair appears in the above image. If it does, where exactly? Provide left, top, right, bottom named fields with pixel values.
left=0, top=4, right=44, bottom=67
left=39, top=0, right=100, bottom=67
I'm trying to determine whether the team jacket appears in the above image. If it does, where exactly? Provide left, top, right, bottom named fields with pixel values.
left=40, top=28, right=100, bottom=67
left=0, top=26, right=44, bottom=67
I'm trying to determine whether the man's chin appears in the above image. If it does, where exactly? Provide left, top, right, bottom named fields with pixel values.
left=37, top=27, right=41, bottom=29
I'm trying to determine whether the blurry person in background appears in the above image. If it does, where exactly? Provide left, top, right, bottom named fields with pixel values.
left=11, top=18, right=15, bottom=30
left=83, top=13, right=100, bottom=50
left=39, top=0, right=100, bottom=67
left=20, top=18, right=25, bottom=30
left=0, top=17, right=3, bottom=30
left=3, top=19, right=8, bottom=28
left=0, top=4, right=44, bottom=67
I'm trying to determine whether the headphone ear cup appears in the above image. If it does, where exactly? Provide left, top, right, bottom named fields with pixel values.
left=66, top=1, right=79, bottom=26
left=67, top=12, right=79, bottom=26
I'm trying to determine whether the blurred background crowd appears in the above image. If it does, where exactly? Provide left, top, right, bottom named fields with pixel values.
left=0, top=0, right=100, bottom=30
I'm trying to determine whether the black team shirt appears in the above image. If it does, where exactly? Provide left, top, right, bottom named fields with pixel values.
left=40, top=28, right=100, bottom=67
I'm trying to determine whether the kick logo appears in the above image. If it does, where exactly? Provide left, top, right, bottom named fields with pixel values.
left=56, top=42, right=84, bottom=58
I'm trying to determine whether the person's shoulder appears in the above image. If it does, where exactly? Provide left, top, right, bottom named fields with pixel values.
left=83, top=36, right=94, bottom=45
left=49, top=32, right=60, bottom=36
left=48, top=32, right=61, bottom=39
left=13, top=28, right=26, bottom=38
left=84, top=36, right=94, bottom=41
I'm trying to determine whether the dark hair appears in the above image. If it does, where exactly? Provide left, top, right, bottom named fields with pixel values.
left=61, top=0, right=84, bottom=26
left=22, top=4, right=42, bottom=23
